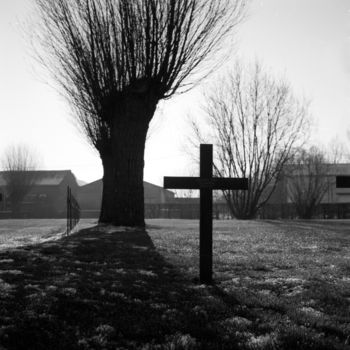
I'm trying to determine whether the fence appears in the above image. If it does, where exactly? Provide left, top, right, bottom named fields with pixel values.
left=144, top=202, right=232, bottom=219
left=79, top=201, right=350, bottom=220
left=145, top=202, right=350, bottom=220
left=258, top=203, right=350, bottom=219
left=66, top=186, right=80, bottom=234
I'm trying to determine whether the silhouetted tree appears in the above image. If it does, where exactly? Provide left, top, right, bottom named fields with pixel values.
left=191, top=62, right=309, bottom=219
left=1, top=145, right=38, bottom=217
left=35, top=0, right=246, bottom=227
left=287, top=146, right=331, bottom=219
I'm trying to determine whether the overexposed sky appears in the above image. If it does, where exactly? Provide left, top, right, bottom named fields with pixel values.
left=0, top=0, right=349, bottom=185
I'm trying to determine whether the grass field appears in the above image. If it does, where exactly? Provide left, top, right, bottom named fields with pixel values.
left=0, top=219, right=349, bottom=349
left=148, top=220, right=350, bottom=348
left=0, top=219, right=97, bottom=249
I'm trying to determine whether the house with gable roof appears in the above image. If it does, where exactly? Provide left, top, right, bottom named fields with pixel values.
left=0, top=170, right=78, bottom=218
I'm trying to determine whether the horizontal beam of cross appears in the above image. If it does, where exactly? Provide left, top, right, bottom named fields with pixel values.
left=164, top=176, right=248, bottom=190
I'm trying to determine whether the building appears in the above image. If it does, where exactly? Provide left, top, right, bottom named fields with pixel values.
left=262, top=163, right=350, bottom=218
left=78, top=179, right=175, bottom=218
left=0, top=170, right=78, bottom=218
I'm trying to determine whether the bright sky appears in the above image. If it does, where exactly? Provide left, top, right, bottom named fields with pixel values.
left=0, top=0, right=349, bottom=185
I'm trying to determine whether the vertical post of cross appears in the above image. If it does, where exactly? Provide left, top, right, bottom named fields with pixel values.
left=66, top=186, right=69, bottom=235
left=200, top=144, right=213, bottom=284
left=70, top=187, right=72, bottom=232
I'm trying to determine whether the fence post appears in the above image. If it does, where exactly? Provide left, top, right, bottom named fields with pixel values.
left=66, top=186, right=80, bottom=235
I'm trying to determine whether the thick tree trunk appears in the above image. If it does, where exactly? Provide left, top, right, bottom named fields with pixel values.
left=99, top=93, right=157, bottom=227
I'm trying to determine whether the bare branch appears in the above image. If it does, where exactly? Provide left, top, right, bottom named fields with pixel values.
left=287, top=146, right=331, bottom=219
left=34, top=0, right=247, bottom=151
left=190, top=60, right=309, bottom=219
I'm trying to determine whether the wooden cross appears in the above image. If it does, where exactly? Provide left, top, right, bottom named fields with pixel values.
left=164, top=144, right=248, bottom=284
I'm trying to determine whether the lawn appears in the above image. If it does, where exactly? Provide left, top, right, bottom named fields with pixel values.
left=0, top=219, right=96, bottom=249
left=0, top=219, right=349, bottom=349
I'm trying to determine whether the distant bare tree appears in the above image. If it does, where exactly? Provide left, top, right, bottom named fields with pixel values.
left=1, top=145, right=39, bottom=217
left=287, top=146, right=330, bottom=219
left=327, top=138, right=349, bottom=163
left=191, top=62, right=309, bottom=219
left=34, top=0, right=247, bottom=227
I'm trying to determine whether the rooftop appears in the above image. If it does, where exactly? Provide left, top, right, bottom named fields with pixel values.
left=0, top=170, right=75, bottom=187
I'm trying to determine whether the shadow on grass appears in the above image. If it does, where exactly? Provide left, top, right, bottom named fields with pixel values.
left=0, top=225, right=349, bottom=350
left=0, top=226, right=246, bottom=350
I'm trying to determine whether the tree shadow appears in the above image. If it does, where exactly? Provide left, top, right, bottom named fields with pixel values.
left=0, top=226, right=243, bottom=349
